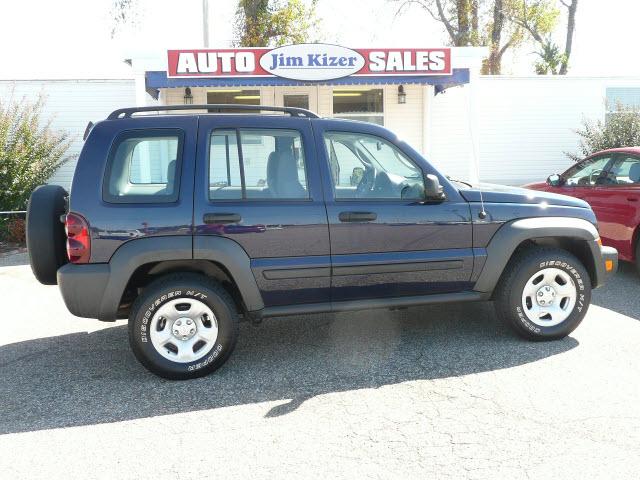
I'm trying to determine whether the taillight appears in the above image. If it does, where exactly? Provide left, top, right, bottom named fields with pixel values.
left=65, top=212, right=91, bottom=264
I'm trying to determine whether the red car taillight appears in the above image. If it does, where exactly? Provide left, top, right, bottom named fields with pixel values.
left=65, top=212, right=91, bottom=264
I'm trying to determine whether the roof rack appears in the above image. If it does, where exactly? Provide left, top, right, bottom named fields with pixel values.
left=107, top=104, right=319, bottom=120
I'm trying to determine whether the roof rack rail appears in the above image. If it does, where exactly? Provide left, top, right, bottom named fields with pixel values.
left=107, top=104, right=319, bottom=120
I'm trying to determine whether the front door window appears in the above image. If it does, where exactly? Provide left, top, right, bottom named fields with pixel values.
left=324, top=131, right=424, bottom=199
left=563, top=156, right=613, bottom=186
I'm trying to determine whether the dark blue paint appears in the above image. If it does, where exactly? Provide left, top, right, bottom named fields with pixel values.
left=71, top=112, right=600, bottom=310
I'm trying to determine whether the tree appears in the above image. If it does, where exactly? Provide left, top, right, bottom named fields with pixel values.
left=0, top=95, right=70, bottom=212
left=507, top=0, right=578, bottom=75
left=534, top=39, right=565, bottom=74
left=558, top=0, right=578, bottom=75
left=568, top=105, right=640, bottom=162
left=392, top=0, right=558, bottom=74
left=234, top=0, right=319, bottom=47
left=110, top=0, right=139, bottom=38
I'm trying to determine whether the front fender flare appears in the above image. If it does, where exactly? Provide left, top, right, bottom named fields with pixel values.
left=474, top=216, right=600, bottom=293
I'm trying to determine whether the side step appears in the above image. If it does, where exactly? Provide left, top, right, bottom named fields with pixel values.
left=254, top=290, right=489, bottom=320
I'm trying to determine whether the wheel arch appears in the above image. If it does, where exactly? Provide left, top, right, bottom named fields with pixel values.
left=474, top=217, right=601, bottom=294
left=92, top=236, right=263, bottom=321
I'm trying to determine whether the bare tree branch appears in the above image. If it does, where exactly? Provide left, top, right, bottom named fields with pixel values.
left=435, top=0, right=459, bottom=44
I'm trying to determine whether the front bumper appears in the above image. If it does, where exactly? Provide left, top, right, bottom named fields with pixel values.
left=590, top=241, right=618, bottom=289
left=600, top=245, right=618, bottom=278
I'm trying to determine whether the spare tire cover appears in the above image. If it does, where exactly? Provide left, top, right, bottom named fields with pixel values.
left=26, top=185, right=68, bottom=285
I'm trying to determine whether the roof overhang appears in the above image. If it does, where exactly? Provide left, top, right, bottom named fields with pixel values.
left=144, top=69, right=470, bottom=100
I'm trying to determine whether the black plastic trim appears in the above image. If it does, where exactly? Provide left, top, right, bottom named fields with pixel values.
left=255, top=290, right=487, bottom=319
left=333, top=260, right=463, bottom=276
left=194, top=235, right=264, bottom=311
left=473, top=216, right=602, bottom=293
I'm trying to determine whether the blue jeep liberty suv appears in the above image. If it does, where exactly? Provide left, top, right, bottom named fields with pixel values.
left=26, top=104, right=618, bottom=379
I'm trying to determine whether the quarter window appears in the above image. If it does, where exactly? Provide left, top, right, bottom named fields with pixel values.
left=103, top=130, right=182, bottom=203
left=324, top=132, right=424, bottom=200
left=209, top=129, right=309, bottom=200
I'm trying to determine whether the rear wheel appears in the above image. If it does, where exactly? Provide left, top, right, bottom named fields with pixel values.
left=128, top=273, right=239, bottom=380
left=494, top=247, right=591, bottom=340
left=26, top=185, right=68, bottom=285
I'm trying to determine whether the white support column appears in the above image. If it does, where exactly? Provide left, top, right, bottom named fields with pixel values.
left=467, top=68, right=480, bottom=183
left=452, top=47, right=488, bottom=183
left=422, top=85, right=433, bottom=158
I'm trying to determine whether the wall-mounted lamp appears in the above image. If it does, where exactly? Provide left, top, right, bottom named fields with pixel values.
left=184, top=87, right=194, bottom=105
left=397, top=85, right=407, bottom=104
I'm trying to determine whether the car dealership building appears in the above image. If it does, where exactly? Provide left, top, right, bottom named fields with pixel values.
left=1, top=44, right=639, bottom=190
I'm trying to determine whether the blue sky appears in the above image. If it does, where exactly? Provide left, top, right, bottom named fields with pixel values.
left=0, top=0, right=636, bottom=79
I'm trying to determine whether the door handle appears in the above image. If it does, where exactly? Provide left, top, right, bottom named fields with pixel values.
left=339, top=211, right=377, bottom=222
left=203, top=213, right=242, bottom=224
left=627, top=197, right=638, bottom=202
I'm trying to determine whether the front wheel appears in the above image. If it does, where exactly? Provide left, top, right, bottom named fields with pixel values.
left=494, top=247, right=591, bottom=340
left=128, top=273, right=239, bottom=379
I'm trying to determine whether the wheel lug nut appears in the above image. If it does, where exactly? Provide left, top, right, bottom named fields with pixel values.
left=187, top=319, right=192, bottom=325
left=176, top=320, right=182, bottom=326
left=190, top=329, right=194, bottom=334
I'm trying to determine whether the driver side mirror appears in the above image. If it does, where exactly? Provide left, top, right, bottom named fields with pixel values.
left=424, top=174, right=446, bottom=202
left=547, top=174, right=563, bottom=186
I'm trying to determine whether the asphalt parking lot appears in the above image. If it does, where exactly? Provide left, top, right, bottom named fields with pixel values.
left=1, top=254, right=639, bottom=479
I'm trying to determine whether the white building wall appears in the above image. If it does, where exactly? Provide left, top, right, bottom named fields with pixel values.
left=382, top=84, right=424, bottom=154
left=0, top=79, right=136, bottom=189
left=430, top=76, right=640, bottom=185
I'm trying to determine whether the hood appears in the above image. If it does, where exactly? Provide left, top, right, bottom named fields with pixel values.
left=521, top=181, right=548, bottom=190
left=458, top=182, right=589, bottom=209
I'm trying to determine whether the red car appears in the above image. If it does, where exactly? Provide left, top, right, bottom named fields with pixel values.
left=524, top=147, right=640, bottom=268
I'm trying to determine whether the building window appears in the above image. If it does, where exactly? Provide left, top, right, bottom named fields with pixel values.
left=333, top=88, right=383, bottom=125
left=283, top=94, right=309, bottom=110
left=606, top=87, right=640, bottom=122
left=207, top=89, right=260, bottom=112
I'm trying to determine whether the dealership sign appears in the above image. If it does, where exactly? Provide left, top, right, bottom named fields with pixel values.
left=167, top=44, right=451, bottom=81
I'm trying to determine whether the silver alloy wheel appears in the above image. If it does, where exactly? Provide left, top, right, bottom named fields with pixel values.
left=149, top=298, right=219, bottom=363
left=521, top=267, right=577, bottom=327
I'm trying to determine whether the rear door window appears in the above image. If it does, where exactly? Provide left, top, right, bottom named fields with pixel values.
left=607, top=155, right=640, bottom=184
left=103, top=129, right=183, bottom=203
left=209, top=128, right=309, bottom=200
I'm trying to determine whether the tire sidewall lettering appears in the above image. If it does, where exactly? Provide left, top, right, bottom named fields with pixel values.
left=512, top=256, right=590, bottom=336
left=136, top=288, right=224, bottom=372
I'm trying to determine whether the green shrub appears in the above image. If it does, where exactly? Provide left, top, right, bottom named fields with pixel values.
left=568, top=104, right=640, bottom=161
left=0, top=94, right=71, bottom=211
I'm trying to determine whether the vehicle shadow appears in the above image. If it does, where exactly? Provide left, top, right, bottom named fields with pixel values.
left=0, top=301, right=578, bottom=435
left=592, top=261, right=640, bottom=320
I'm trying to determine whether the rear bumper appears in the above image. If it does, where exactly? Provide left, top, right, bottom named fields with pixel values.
left=57, top=262, right=114, bottom=320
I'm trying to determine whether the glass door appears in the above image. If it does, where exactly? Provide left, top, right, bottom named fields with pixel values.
left=275, top=87, right=318, bottom=113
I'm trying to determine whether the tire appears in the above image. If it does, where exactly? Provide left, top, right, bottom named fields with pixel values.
left=128, top=273, right=239, bottom=380
left=494, top=247, right=591, bottom=340
left=634, top=239, right=640, bottom=276
left=26, top=185, right=68, bottom=285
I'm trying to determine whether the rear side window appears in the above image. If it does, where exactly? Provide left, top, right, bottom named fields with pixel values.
left=103, top=129, right=183, bottom=203
left=209, top=128, right=308, bottom=200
